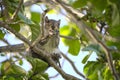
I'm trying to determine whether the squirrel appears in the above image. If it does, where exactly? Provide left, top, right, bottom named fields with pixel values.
left=31, top=16, right=61, bottom=67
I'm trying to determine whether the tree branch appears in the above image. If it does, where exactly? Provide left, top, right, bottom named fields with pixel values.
left=0, top=44, right=25, bottom=52
left=24, top=0, right=42, bottom=7
left=32, top=46, right=80, bottom=80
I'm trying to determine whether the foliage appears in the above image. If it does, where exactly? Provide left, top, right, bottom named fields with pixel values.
left=71, top=0, right=120, bottom=79
left=0, top=0, right=120, bottom=80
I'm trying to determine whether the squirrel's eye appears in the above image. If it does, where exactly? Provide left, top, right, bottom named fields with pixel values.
left=51, top=25, right=54, bottom=30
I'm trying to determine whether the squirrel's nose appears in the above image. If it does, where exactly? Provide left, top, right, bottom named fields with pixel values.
left=49, top=29, right=59, bottom=35
left=54, top=30, right=59, bottom=34
left=56, top=30, right=59, bottom=33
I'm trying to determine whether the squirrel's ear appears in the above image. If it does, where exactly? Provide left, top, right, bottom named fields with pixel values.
left=58, top=19, right=61, bottom=26
left=58, top=19, right=61, bottom=23
left=45, top=16, right=49, bottom=22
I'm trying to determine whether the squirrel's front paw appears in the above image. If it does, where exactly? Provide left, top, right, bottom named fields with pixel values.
left=51, top=53, right=61, bottom=67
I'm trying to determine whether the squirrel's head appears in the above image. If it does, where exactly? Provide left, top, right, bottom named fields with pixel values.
left=45, top=16, right=60, bottom=35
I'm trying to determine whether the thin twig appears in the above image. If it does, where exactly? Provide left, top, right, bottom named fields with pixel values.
left=41, top=9, right=49, bottom=37
left=105, top=35, right=120, bottom=42
left=49, top=73, right=59, bottom=79
left=61, top=53, right=88, bottom=80
left=11, top=0, right=23, bottom=21
left=60, top=35, right=79, bottom=40
left=31, top=9, right=49, bottom=47
left=1, top=39, right=9, bottom=45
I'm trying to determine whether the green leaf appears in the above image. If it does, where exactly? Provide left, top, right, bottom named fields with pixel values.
left=107, top=41, right=120, bottom=50
left=90, top=0, right=107, bottom=12
left=7, top=76, right=16, bottom=80
left=9, top=24, right=20, bottom=32
left=112, top=52, right=120, bottom=60
left=1, top=61, right=11, bottom=74
left=0, top=53, right=6, bottom=56
left=68, top=39, right=80, bottom=55
left=72, top=0, right=107, bottom=14
left=31, top=73, right=48, bottom=80
left=72, top=0, right=88, bottom=8
left=111, top=4, right=120, bottom=26
left=82, top=52, right=92, bottom=64
left=4, top=0, right=19, bottom=14
left=30, top=23, right=41, bottom=41
left=40, top=73, right=49, bottom=80
left=27, top=70, right=34, bottom=78
left=1, top=61, right=26, bottom=77
left=82, top=44, right=100, bottom=54
left=103, top=67, right=114, bottom=79
left=91, top=8, right=103, bottom=18
left=10, top=64, right=26, bottom=76
left=103, top=6, right=113, bottom=24
left=0, top=30, right=5, bottom=39
left=27, top=57, right=48, bottom=73
left=18, top=12, right=33, bottom=25
left=84, top=61, right=94, bottom=76
left=3, top=76, right=23, bottom=80
left=60, top=25, right=70, bottom=36
left=19, top=59, right=23, bottom=65
left=47, top=9, right=56, bottom=14
left=84, top=61, right=104, bottom=80
left=109, top=0, right=119, bottom=3
left=31, top=12, right=41, bottom=23
left=108, top=24, right=120, bottom=37
left=34, top=58, right=48, bottom=73
left=27, top=57, right=36, bottom=73
left=60, top=25, right=80, bottom=55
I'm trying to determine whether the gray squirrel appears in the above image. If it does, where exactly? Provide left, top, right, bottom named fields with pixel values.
left=31, top=16, right=61, bottom=67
